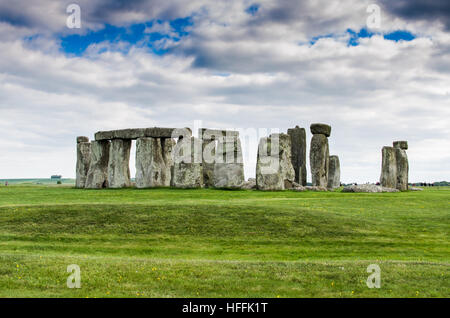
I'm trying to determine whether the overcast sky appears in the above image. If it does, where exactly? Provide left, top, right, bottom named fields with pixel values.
left=0, top=0, right=449, bottom=183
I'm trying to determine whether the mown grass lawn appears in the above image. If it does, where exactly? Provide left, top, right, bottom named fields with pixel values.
left=0, top=185, right=448, bottom=297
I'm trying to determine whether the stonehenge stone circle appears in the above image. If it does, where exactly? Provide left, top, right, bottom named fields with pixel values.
left=310, top=124, right=330, bottom=187
left=85, top=140, right=110, bottom=189
left=172, top=136, right=203, bottom=188
left=135, top=137, right=174, bottom=188
left=78, top=125, right=412, bottom=193
left=108, top=139, right=132, bottom=188
left=256, top=133, right=295, bottom=190
left=327, top=155, right=340, bottom=189
left=76, top=137, right=91, bottom=188
left=380, top=146, right=397, bottom=189
left=287, top=126, right=307, bottom=186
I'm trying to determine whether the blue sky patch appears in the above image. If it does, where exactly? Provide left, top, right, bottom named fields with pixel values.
left=308, top=28, right=416, bottom=47
left=383, top=30, right=416, bottom=42
left=246, top=4, right=260, bottom=16
left=60, top=17, right=192, bottom=56
left=347, top=28, right=375, bottom=46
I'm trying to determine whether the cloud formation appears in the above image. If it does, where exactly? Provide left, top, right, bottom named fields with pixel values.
left=0, top=0, right=449, bottom=183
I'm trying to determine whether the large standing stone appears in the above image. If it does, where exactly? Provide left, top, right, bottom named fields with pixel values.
left=395, top=147, right=409, bottom=191
left=287, top=126, right=307, bottom=186
left=199, top=129, right=241, bottom=188
left=256, top=133, right=295, bottom=190
left=135, top=137, right=174, bottom=188
left=108, top=139, right=132, bottom=188
left=172, top=137, right=203, bottom=188
left=310, top=134, right=330, bottom=187
left=380, top=146, right=397, bottom=189
left=213, top=137, right=245, bottom=188
left=85, top=140, right=110, bottom=189
left=201, top=138, right=216, bottom=187
left=327, top=155, right=340, bottom=189
left=76, top=137, right=91, bottom=188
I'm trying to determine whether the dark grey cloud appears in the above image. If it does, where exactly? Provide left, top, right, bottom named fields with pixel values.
left=379, top=0, right=450, bottom=30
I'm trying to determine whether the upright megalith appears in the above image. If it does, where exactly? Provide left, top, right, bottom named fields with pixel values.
left=108, top=139, right=132, bottom=188
left=380, top=141, right=409, bottom=191
left=393, top=141, right=409, bottom=191
left=256, top=133, right=295, bottom=190
left=85, top=140, right=110, bottom=189
left=172, top=136, right=203, bottom=188
left=310, top=123, right=331, bottom=187
left=327, top=155, right=340, bottom=189
left=135, top=137, right=174, bottom=188
left=213, top=136, right=245, bottom=188
left=380, top=146, right=397, bottom=189
left=199, top=129, right=219, bottom=188
left=76, top=137, right=91, bottom=188
left=198, top=129, right=243, bottom=188
left=287, top=126, right=307, bottom=186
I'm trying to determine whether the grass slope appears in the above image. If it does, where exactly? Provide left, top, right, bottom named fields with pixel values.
left=0, top=186, right=448, bottom=297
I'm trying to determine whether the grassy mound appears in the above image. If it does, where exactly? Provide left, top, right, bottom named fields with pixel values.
left=0, top=186, right=448, bottom=297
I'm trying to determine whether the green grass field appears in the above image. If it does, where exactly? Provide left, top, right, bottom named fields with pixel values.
left=0, top=185, right=448, bottom=298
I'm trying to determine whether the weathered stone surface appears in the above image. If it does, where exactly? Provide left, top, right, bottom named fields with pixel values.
left=76, top=141, right=91, bottom=188
left=95, top=127, right=181, bottom=141
left=342, top=184, right=399, bottom=193
left=135, top=137, right=174, bottom=188
left=241, top=178, right=256, bottom=190
left=409, top=187, right=423, bottom=191
left=380, top=146, right=397, bottom=189
left=172, top=137, right=203, bottom=188
left=310, top=123, right=331, bottom=137
left=77, top=136, right=89, bottom=143
left=292, top=182, right=307, bottom=191
left=395, top=148, right=409, bottom=191
left=199, top=129, right=241, bottom=188
left=305, top=186, right=328, bottom=192
left=310, top=134, right=329, bottom=187
left=287, top=126, right=307, bottom=186
left=199, top=128, right=239, bottom=140
left=393, top=141, right=408, bottom=150
left=85, top=140, right=110, bottom=189
left=327, top=155, right=340, bottom=189
left=201, top=139, right=216, bottom=187
left=108, top=139, right=132, bottom=188
left=162, top=138, right=175, bottom=178
left=256, top=133, right=295, bottom=190
left=213, top=137, right=245, bottom=188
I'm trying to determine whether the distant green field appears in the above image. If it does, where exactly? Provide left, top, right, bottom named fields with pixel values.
left=0, top=185, right=448, bottom=297
left=0, top=179, right=75, bottom=185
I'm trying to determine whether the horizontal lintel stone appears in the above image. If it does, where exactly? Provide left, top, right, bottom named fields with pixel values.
left=199, top=128, right=239, bottom=140
left=95, top=127, right=180, bottom=141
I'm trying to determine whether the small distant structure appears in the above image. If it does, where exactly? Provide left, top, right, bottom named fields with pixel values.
left=51, top=175, right=62, bottom=180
